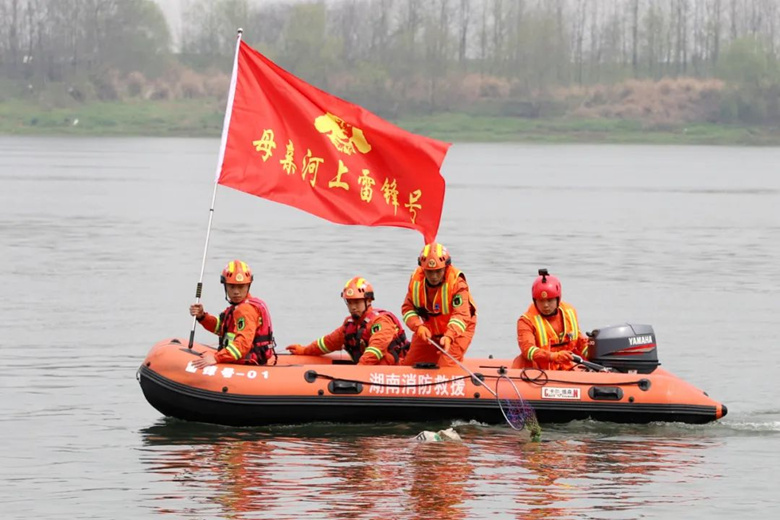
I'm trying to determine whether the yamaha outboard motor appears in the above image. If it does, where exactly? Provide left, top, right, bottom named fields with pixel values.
left=588, top=323, right=660, bottom=374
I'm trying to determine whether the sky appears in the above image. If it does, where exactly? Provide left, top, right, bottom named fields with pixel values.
left=152, top=0, right=307, bottom=49
left=152, top=0, right=183, bottom=47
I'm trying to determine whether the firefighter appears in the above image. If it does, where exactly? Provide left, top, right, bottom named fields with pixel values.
left=514, top=268, right=588, bottom=370
left=286, top=276, right=409, bottom=365
left=189, top=259, right=275, bottom=368
left=401, top=242, right=477, bottom=367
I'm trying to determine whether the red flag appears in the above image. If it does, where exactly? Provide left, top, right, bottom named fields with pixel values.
left=218, top=40, right=450, bottom=243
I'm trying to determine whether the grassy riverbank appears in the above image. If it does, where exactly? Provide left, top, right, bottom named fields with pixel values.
left=397, top=112, right=780, bottom=145
left=2, top=98, right=780, bottom=145
left=0, top=99, right=225, bottom=137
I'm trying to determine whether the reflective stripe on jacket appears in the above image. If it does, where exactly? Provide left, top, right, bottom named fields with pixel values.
left=519, top=301, right=585, bottom=363
left=216, top=296, right=275, bottom=364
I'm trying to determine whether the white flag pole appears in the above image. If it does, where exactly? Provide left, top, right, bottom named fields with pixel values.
left=188, top=28, right=244, bottom=349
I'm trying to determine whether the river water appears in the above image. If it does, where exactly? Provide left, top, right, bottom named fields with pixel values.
left=1, top=136, right=778, bottom=519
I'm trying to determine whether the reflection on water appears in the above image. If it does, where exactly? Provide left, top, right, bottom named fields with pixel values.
left=139, top=420, right=721, bottom=519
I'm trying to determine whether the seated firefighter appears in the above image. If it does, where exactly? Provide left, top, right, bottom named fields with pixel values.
left=513, top=268, right=589, bottom=371
left=189, top=259, right=275, bottom=368
left=286, top=277, right=410, bottom=365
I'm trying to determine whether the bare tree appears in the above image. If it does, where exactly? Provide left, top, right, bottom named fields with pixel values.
left=631, top=0, right=639, bottom=76
left=3, top=0, right=22, bottom=77
left=729, top=0, right=739, bottom=39
left=572, top=0, right=586, bottom=84
left=457, top=0, right=470, bottom=68
left=369, top=0, right=393, bottom=64
left=710, top=0, right=723, bottom=65
left=477, top=0, right=488, bottom=75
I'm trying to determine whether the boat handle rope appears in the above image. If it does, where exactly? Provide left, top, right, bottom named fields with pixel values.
left=500, top=367, right=651, bottom=390
left=303, top=358, right=650, bottom=391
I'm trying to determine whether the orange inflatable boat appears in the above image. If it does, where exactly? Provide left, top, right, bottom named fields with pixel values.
left=138, top=323, right=727, bottom=426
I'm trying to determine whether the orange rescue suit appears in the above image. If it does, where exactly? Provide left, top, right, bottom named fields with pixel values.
left=297, top=307, right=408, bottom=365
left=401, top=266, right=477, bottom=367
left=514, top=301, right=589, bottom=370
left=197, top=294, right=271, bottom=364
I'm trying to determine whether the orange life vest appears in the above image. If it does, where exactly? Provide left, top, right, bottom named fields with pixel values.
left=342, top=308, right=410, bottom=363
left=407, top=267, right=477, bottom=336
left=217, top=297, right=276, bottom=365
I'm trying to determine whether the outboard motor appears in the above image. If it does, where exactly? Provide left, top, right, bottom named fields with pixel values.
left=588, top=323, right=660, bottom=374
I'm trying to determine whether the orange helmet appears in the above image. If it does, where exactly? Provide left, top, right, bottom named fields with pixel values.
left=418, top=242, right=451, bottom=270
left=532, top=268, right=561, bottom=300
left=220, top=259, right=253, bottom=285
left=341, top=276, right=374, bottom=301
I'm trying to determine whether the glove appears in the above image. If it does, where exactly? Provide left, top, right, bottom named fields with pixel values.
left=189, top=303, right=205, bottom=320
left=286, top=344, right=307, bottom=355
left=440, top=336, right=452, bottom=352
left=415, top=325, right=432, bottom=342
left=550, top=350, right=574, bottom=364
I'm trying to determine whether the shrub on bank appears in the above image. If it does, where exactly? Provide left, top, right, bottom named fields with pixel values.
left=8, top=64, right=780, bottom=129
left=566, top=78, right=725, bottom=127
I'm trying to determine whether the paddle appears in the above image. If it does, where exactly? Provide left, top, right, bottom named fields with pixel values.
left=426, top=338, right=541, bottom=439
left=572, top=354, right=611, bottom=372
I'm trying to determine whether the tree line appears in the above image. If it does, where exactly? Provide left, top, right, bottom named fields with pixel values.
left=2, top=0, right=779, bottom=123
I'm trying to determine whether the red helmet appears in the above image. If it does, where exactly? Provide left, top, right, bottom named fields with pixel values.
left=418, top=242, right=451, bottom=271
left=341, top=276, right=374, bottom=301
left=532, top=268, right=561, bottom=299
left=220, top=260, right=253, bottom=285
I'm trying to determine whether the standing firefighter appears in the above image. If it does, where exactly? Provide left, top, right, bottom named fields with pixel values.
left=286, top=276, right=410, bottom=365
left=189, top=259, right=275, bottom=368
left=513, top=268, right=588, bottom=370
left=401, top=242, right=478, bottom=367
